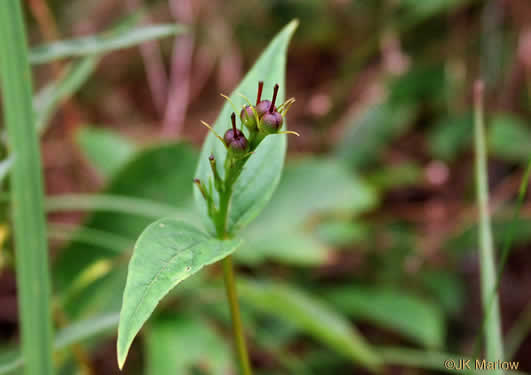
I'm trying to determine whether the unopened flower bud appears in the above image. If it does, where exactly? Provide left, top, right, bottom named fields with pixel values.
left=256, top=100, right=275, bottom=117
left=261, top=111, right=283, bottom=133
left=224, top=113, right=249, bottom=154
left=240, top=105, right=257, bottom=131
left=259, top=83, right=283, bottom=133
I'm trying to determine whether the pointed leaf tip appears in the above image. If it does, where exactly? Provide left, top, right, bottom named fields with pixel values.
left=116, top=218, right=242, bottom=368
left=194, top=20, right=298, bottom=234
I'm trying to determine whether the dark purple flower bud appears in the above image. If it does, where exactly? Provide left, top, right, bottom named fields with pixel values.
left=255, top=100, right=274, bottom=117
left=224, top=113, right=249, bottom=153
left=261, top=111, right=283, bottom=134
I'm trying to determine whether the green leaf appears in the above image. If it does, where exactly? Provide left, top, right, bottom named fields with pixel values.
left=34, top=56, right=99, bottom=133
left=237, top=231, right=330, bottom=266
left=400, top=0, right=466, bottom=19
left=237, top=158, right=377, bottom=265
left=239, top=280, right=382, bottom=372
left=335, top=101, right=416, bottom=169
left=53, top=142, right=198, bottom=294
left=367, top=162, right=422, bottom=191
left=324, top=286, right=445, bottom=349
left=429, top=113, right=473, bottom=161
left=0, top=3, right=54, bottom=374
left=76, top=127, right=136, bottom=178
left=488, top=114, right=531, bottom=163
left=447, top=218, right=531, bottom=254
left=194, top=20, right=298, bottom=234
left=316, top=220, right=369, bottom=248
left=420, top=270, right=465, bottom=316
left=388, top=65, right=447, bottom=106
left=117, top=218, right=242, bottom=369
left=145, top=314, right=231, bottom=375
left=29, top=24, right=185, bottom=64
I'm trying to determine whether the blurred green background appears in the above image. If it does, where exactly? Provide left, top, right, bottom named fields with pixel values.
left=1, top=0, right=531, bottom=374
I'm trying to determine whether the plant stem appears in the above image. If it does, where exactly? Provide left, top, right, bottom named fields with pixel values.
left=473, top=80, right=504, bottom=368
left=0, top=1, right=55, bottom=374
left=473, top=160, right=531, bottom=358
left=213, top=165, right=253, bottom=375
left=213, top=164, right=253, bottom=375
left=223, top=255, right=253, bottom=375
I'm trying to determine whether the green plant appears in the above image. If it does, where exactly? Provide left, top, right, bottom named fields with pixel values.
left=117, top=21, right=299, bottom=374
left=0, top=2, right=54, bottom=374
left=0, top=2, right=183, bottom=373
left=473, top=81, right=504, bottom=370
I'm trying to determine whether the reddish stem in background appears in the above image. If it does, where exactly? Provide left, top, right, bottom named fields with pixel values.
left=256, top=81, right=264, bottom=105
left=163, top=0, right=195, bottom=137
left=231, top=113, right=239, bottom=138
left=126, top=0, right=168, bottom=117
left=270, top=84, right=279, bottom=113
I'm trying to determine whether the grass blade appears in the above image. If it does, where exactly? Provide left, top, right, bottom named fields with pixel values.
left=473, top=81, right=504, bottom=367
left=34, top=56, right=99, bottom=133
left=29, top=24, right=186, bottom=64
left=0, top=1, right=55, bottom=374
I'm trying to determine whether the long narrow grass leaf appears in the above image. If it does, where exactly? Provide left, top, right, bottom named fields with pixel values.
left=29, top=24, right=185, bottom=64
left=475, top=159, right=531, bottom=357
left=0, top=2, right=55, bottom=374
left=34, top=56, right=100, bottom=133
left=473, top=81, right=504, bottom=368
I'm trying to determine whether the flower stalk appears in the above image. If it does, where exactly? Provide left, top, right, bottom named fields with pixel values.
left=195, top=82, right=296, bottom=375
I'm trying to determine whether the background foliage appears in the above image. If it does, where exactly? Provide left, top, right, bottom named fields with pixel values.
left=0, top=0, right=530, bottom=374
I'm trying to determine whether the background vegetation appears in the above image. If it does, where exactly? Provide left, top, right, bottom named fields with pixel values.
left=0, top=0, right=530, bottom=374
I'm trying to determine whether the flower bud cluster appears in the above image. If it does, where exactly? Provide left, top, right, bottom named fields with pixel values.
left=195, top=82, right=296, bottom=229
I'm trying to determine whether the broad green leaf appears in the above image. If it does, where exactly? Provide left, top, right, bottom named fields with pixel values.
left=244, top=158, right=377, bottom=231
left=237, top=231, right=330, bottom=266
left=76, top=127, right=136, bottom=178
left=488, top=114, right=531, bottom=162
left=53, top=142, right=199, bottom=293
left=324, top=286, right=445, bottom=349
left=428, top=113, right=473, bottom=161
left=0, top=313, right=119, bottom=375
left=29, top=24, right=185, bottom=64
left=194, top=20, right=298, bottom=234
left=238, top=280, right=382, bottom=372
left=145, top=314, right=231, bottom=375
left=117, top=218, right=242, bottom=369
left=237, top=158, right=377, bottom=265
